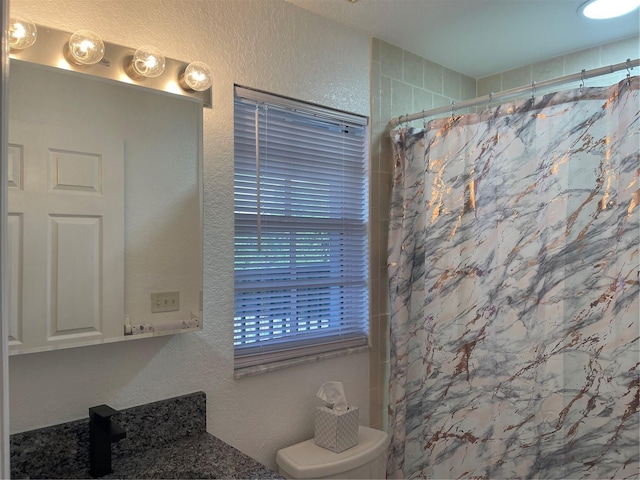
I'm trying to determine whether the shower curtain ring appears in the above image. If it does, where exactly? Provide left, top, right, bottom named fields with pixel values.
left=451, top=101, right=456, bottom=118
left=531, top=81, right=536, bottom=101
left=626, top=58, right=632, bottom=84
left=579, top=69, right=586, bottom=94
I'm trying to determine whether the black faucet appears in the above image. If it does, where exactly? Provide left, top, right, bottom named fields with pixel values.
left=89, top=404, right=127, bottom=478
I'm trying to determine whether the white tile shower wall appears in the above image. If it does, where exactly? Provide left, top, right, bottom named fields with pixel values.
left=478, top=36, right=640, bottom=99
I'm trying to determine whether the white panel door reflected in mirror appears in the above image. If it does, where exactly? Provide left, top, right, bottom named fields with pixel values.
left=8, top=60, right=203, bottom=355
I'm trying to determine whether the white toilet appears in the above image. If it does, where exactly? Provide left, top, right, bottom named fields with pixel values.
left=276, top=426, right=390, bottom=479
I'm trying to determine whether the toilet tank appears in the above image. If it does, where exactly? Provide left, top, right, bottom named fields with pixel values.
left=276, top=426, right=389, bottom=479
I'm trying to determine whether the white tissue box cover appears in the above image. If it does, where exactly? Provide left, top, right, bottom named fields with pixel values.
left=314, top=406, right=359, bottom=453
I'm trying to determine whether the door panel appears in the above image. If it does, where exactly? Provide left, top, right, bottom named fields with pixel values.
left=8, top=120, right=124, bottom=351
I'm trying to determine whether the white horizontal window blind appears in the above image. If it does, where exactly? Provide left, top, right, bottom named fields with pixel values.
left=233, top=86, right=369, bottom=369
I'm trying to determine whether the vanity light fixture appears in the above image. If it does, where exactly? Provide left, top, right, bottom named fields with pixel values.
left=130, top=45, right=166, bottom=78
left=180, top=61, right=213, bottom=92
left=8, top=15, right=37, bottom=50
left=10, top=23, right=212, bottom=106
left=580, top=0, right=640, bottom=19
left=67, top=30, right=105, bottom=65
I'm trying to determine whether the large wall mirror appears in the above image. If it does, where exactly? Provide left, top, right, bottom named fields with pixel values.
left=7, top=27, right=206, bottom=355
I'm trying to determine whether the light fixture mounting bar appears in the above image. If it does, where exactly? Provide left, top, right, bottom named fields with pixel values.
left=9, top=24, right=212, bottom=108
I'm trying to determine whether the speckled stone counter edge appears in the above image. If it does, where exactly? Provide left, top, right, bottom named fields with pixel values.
left=11, top=391, right=207, bottom=479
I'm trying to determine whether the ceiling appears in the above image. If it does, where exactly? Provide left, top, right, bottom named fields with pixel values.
left=284, top=0, right=640, bottom=79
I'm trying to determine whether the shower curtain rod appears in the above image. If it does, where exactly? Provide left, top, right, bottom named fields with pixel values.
left=389, top=58, right=640, bottom=127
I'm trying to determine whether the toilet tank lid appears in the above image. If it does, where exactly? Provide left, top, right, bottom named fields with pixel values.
left=276, top=426, right=390, bottom=479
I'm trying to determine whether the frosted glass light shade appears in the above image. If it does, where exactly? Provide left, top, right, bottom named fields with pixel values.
left=9, top=15, right=37, bottom=50
left=132, top=45, right=166, bottom=78
left=580, top=0, right=640, bottom=18
left=68, top=30, right=105, bottom=65
left=182, top=61, right=213, bottom=92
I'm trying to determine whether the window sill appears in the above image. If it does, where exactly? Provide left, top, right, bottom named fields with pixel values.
left=234, top=345, right=370, bottom=379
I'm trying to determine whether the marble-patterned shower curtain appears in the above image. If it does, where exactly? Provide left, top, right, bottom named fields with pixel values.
left=387, top=77, right=639, bottom=479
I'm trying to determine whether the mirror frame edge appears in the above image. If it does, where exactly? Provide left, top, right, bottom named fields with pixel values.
left=1, top=0, right=11, bottom=474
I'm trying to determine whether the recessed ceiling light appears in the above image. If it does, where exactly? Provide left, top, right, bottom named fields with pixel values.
left=580, top=0, right=640, bottom=19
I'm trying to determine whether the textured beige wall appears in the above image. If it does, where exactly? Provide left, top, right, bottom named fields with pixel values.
left=8, top=0, right=370, bottom=470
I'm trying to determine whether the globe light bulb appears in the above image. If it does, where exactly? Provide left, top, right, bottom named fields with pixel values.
left=132, top=45, right=166, bottom=78
left=9, top=15, right=37, bottom=50
left=68, top=30, right=105, bottom=65
left=181, top=61, right=213, bottom=92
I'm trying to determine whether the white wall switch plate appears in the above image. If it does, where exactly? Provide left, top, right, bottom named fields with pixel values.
left=151, top=291, right=180, bottom=313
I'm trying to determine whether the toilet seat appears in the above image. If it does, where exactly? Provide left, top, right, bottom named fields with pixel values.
left=276, top=426, right=389, bottom=479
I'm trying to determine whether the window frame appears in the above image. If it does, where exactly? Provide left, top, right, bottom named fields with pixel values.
left=233, top=86, right=370, bottom=369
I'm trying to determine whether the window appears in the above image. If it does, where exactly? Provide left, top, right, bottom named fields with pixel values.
left=233, top=86, right=369, bottom=369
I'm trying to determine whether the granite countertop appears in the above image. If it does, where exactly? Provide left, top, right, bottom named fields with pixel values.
left=104, top=433, right=281, bottom=479
left=11, top=392, right=283, bottom=480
